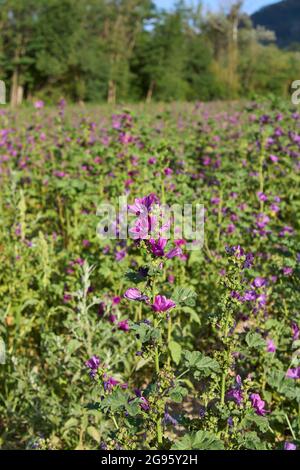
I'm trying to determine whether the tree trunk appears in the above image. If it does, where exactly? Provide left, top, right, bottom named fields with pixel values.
left=146, top=81, right=155, bottom=104
left=0, top=80, right=6, bottom=104
left=17, top=85, right=23, bottom=105
left=10, top=68, right=19, bottom=107
left=107, top=79, right=116, bottom=104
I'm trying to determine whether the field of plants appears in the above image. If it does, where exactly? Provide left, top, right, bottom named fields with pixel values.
left=0, top=100, right=299, bottom=450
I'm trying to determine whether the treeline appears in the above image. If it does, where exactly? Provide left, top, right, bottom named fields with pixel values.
left=0, top=0, right=299, bottom=105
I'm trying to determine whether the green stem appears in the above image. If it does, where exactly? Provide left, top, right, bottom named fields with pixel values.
left=259, top=152, right=264, bottom=212
left=155, top=345, right=160, bottom=374
left=216, top=191, right=223, bottom=250
left=112, top=414, right=119, bottom=430
left=156, top=418, right=163, bottom=446
left=161, top=176, right=165, bottom=204
left=177, top=369, right=189, bottom=380
left=285, top=413, right=296, bottom=441
left=220, top=309, right=231, bottom=406
left=167, top=315, right=172, bottom=366
left=220, top=372, right=226, bottom=406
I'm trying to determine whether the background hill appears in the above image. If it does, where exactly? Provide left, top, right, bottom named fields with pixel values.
left=251, top=0, right=300, bottom=48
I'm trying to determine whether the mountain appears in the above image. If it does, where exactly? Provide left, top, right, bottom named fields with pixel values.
left=251, top=0, right=300, bottom=48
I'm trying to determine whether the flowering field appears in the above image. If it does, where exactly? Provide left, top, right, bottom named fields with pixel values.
left=0, top=100, right=299, bottom=451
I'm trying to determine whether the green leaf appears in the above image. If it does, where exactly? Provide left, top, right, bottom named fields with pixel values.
left=131, top=323, right=160, bottom=344
left=87, top=426, right=100, bottom=443
left=169, top=340, right=182, bottom=365
left=168, top=385, right=188, bottom=403
left=99, top=389, right=130, bottom=413
left=66, top=339, right=82, bottom=356
left=242, top=412, right=269, bottom=432
left=125, top=398, right=141, bottom=417
left=241, top=431, right=267, bottom=450
left=182, top=306, right=201, bottom=324
left=172, top=431, right=224, bottom=450
left=245, top=331, right=265, bottom=349
left=173, top=287, right=197, bottom=307
left=183, top=350, right=220, bottom=377
left=63, top=417, right=78, bottom=429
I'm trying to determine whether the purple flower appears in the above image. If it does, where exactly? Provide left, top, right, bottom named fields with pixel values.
left=133, top=389, right=150, bottom=411
left=232, top=245, right=244, bottom=258
left=85, top=355, right=100, bottom=378
left=166, top=246, right=182, bottom=259
left=227, top=375, right=243, bottom=405
left=152, top=295, right=176, bottom=313
left=286, top=367, right=300, bottom=379
left=250, top=393, right=267, bottom=416
left=244, top=252, right=254, bottom=269
left=257, top=191, right=268, bottom=202
left=243, top=290, right=257, bottom=302
left=269, top=154, right=279, bottom=163
left=103, top=376, right=119, bottom=391
left=279, top=226, right=294, bottom=237
left=129, top=194, right=159, bottom=215
left=115, top=249, right=126, bottom=261
left=129, top=215, right=157, bottom=240
left=227, top=388, right=243, bottom=405
left=118, top=319, right=130, bottom=332
left=109, top=314, right=117, bottom=324
left=291, top=322, right=300, bottom=341
left=253, top=277, right=266, bottom=288
left=266, top=339, right=276, bottom=353
left=284, top=442, right=297, bottom=450
left=257, top=293, right=267, bottom=307
left=149, top=238, right=167, bottom=257
left=163, top=412, right=178, bottom=426
left=256, top=213, right=270, bottom=230
left=140, top=396, right=150, bottom=411
left=124, top=288, right=148, bottom=301
left=128, top=200, right=148, bottom=217
left=34, top=100, right=44, bottom=109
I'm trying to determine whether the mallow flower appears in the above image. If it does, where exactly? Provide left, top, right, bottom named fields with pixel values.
left=291, top=322, right=299, bottom=341
left=250, top=393, right=267, bottom=416
left=266, top=339, right=276, bottom=353
left=85, top=355, right=101, bottom=378
left=286, top=367, right=300, bottom=379
left=124, top=288, right=148, bottom=301
left=152, top=295, right=176, bottom=313
left=284, top=442, right=297, bottom=450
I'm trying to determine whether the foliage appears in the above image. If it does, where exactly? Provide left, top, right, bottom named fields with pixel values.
left=0, top=99, right=300, bottom=450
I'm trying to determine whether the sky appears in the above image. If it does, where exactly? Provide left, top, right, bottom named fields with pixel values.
left=155, top=0, right=278, bottom=15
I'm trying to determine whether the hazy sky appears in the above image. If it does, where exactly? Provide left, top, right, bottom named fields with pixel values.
left=155, top=0, right=278, bottom=14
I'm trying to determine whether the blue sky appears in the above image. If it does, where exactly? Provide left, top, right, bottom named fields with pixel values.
left=155, top=0, right=278, bottom=15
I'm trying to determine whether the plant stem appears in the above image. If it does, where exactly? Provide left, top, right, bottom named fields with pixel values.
left=156, top=418, right=163, bottom=446
left=259, top=151, right=264, bottom=212
left=167, top=314, right=172, bottom=366
left=216, top=190, right=223, bottom=250
left=112, top=414, right=119, bottom=430
left=155, top=345, right=160, bottom=374
left=285, top=413, right=296, bottom=441
left=220, top=372, right=226, bottom=406
left=177, top=369, right=189, bottom=380
left=220, top=308, right=231, bottom=406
